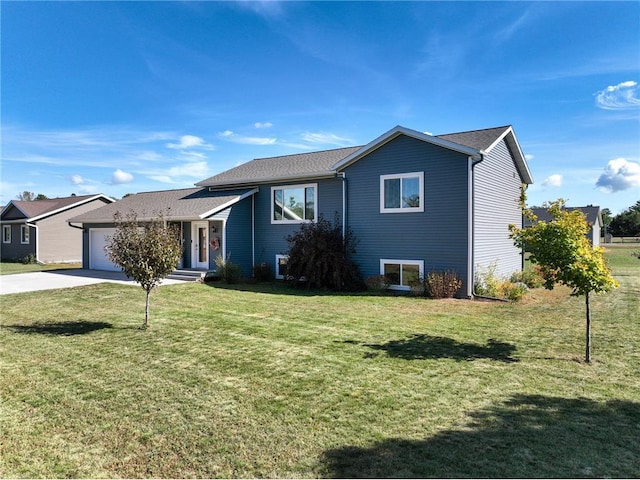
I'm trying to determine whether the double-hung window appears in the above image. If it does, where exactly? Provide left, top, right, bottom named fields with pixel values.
left=271, top=184, right=317, bottom=223
left=380, top=172, right=424, bottom=213
left=380, top=259, right=424, bottom=291
left=2, top=225, right=11, bottom=243
left=20, top=225, right=30, bottom=244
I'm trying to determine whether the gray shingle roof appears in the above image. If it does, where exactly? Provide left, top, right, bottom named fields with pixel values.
left=196, top=146, right=361, bottom=187
left=69, top=188, right=256, bottom=224
left=525, top=206, right=602, bottom=227
left=436, top=126, right=511, bottom=151
left=1, top=194, right=111, bottom=221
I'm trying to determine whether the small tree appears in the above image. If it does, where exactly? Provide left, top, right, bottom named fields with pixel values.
left=285, top=214, right=365, bottom=291
left=106, top=211, right=182, bottom=329
left=509, top=195, right=618, bottom=362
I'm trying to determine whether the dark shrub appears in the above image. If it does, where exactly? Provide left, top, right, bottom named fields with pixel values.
left=253, top=262, right=272, bottom=282
left=285, top=214, right=365, bottom=292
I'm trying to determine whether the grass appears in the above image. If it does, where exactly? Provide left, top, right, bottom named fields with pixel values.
left=0, top=247, right=638, bottom=478
left=0, top=262, right=82, bottom=275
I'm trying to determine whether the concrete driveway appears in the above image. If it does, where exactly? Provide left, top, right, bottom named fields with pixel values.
left=0, top=269, right=186, bottom=295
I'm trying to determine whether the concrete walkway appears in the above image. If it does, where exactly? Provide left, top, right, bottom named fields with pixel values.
left=0, top=269, right=186, bottom=295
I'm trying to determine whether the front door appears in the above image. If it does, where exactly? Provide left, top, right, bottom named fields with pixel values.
left=192, top=222, right=209, bottom=269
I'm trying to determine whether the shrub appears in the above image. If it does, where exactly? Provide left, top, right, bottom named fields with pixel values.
left=253, top=262, right=272, bottom=282
left=474, top=262, right=501, bottom=297
left=214, top=254, right=242, bottom=284
left=499, top=281, right=529, bottom=301
left=365, top=275, right=389, bottom=292
left=425, top=270, right=463, bottom=299
left=285, top=214, right=365, bottom=292
left=510, top=267, right=544, bottom=289
left=21, top=254, right=37, bottom=265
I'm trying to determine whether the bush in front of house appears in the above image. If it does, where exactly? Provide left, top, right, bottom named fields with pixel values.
left=214, top=254, right=242, bottom=284
left=285, top=214, right=365, bottom=292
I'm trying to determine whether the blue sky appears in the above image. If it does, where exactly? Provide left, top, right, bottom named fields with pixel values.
left=2, top=1, right=639, bottom=214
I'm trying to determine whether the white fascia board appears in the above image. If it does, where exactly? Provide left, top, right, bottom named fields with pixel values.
left=485, top=127, right=533, bottom=185
left=332, top=125, right=479, bottom=171
left=199, top=188, right=258, bottom=219
left=0, top=201, right=29, bottom=219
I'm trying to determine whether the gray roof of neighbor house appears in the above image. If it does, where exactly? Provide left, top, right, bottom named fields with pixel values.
left=525, top=206, right=602, bottom=227
left=1, top=194, right=114, bottom=222
left=68, top=188, right=257, bottom=224
left=197, top=125, right=532, bottom=188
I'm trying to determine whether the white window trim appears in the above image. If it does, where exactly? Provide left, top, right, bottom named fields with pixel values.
left=271, top=183, right=318, bottom=224
left=20, top=225, right=30, bottom=244
left=275, top=254, right=289, bottom=280
left=380, top=171, right=424, bottom=213
left=2, top=225, right=10, bottom=243
left=380, top=259, right=424, bottom=291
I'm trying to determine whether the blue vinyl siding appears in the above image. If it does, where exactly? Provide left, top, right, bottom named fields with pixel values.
left=223, top=197, right=253, bottom=276
left=342, top=134, right=471, bottom=294
left=0, top=224, right=35, bottom=261
left=253, top=177, right=343, bottom=274
left=473, top=139, right=524, bottom=279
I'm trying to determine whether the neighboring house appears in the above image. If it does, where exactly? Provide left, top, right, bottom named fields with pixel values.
left=1, top=194, right=115, bottom=263
left=70, top=125, right=533, bottom=297
left=526, top=205, right=602, bottom=247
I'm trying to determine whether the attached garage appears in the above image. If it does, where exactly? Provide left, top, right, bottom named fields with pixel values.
left=89, top=228, right=120, bottom=271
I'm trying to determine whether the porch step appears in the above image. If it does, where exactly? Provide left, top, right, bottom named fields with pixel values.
left=167, top=269, right=207, bottom=282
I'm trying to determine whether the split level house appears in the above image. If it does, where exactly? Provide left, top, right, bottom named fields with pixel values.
left=1, top=194, right=115, bottom=263
left=70, top=125, right=534, bottom=297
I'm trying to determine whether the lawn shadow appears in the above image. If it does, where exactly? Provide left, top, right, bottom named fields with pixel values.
left=5, top=320, right=113, bottom=336
left=358, top=334, right=518, bottom=362
left=318, top=394, right=640, bottom=478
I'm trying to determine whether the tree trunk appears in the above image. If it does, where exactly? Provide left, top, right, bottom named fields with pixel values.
left=585, top=291, right=591, bottom=363
left=143, top=289, right=150, bottom=329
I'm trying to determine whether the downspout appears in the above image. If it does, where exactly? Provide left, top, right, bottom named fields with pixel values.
left=251, top=192, right=256, bottom=272
left=337, top=172, right=347, bottom=237
left=26, top=222, right=41, bottom=264
left=468, top=153, right=485, bottom=298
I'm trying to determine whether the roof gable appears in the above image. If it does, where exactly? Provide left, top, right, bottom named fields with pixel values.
left=1, top=194, right=114, bottom=222
left=331, top=125, right=479, bottom=171
left=526, top=206, right=602, bottom=227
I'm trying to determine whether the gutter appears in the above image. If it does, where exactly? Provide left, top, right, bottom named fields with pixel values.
left=468, top=152, right=485, bottom=298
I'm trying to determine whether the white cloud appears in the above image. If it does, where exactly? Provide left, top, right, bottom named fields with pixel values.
left=525, top=154, right=534, bottom=161
left=542, top=174, right=563, bottom=187
left=70, top=174, right=84, bottom=185
left=595, top=81, right=640, bottom=110
left=596, top=158, right=640, bottom=193
left=111, top=169, right=134, bottom=184
left=166, top=134, right=213, bottom=150
left=254, top=122, right=273, bottom=129
left=301, top=131, right=353, bottom=146
left=218, top=130, right=276, bottom=145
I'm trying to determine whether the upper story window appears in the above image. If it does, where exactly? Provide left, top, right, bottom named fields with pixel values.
left=20, top=225, right=30, bottom=244
left=271, top=184, right=317, bottom=224
left=2, top=225, right=11, bottom=243
left=380, top=172, right=424, bottom=213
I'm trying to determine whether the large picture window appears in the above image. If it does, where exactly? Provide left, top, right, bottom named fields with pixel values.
left=380, top=259, right=424, bottom=291
left=271, top=184, right=317, bottom=223
left=380, top=172, right=424, bottom=213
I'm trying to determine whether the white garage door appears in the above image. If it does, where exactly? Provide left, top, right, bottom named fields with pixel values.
left=89, top=228, right=120, bottom=271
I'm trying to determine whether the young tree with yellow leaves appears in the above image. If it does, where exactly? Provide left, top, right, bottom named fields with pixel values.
left=509, top=193, right=618, bottom=363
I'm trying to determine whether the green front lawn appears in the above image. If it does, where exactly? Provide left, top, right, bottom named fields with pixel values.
left=0, top=248, right=638, bottom=478
left=0, top=262, right=82, bottom=275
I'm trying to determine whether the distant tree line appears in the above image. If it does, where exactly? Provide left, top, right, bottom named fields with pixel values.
left=602, top=201, right=640, bottom=239
left=16, top=191, right=49, bottom=201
